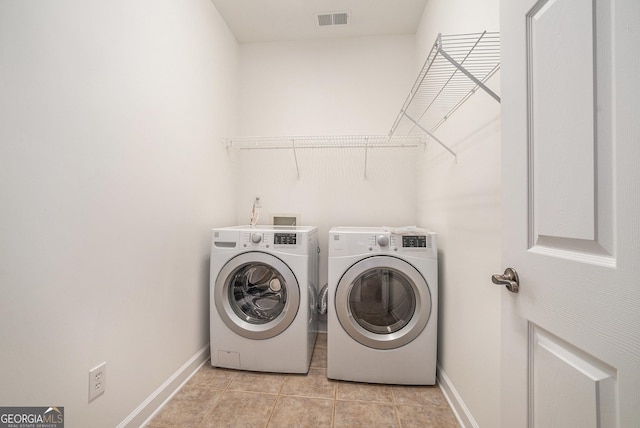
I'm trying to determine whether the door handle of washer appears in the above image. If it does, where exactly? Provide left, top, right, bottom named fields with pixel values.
left=492, top=268, right=519, bottom=293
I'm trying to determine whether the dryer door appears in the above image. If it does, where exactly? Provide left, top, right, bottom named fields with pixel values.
left=215, top=252, right=300, bottom=340
left=335, top=256, right=431, bottom=350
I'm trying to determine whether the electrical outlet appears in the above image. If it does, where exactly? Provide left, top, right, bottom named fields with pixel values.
left=88, top=362, right=106, bottom=402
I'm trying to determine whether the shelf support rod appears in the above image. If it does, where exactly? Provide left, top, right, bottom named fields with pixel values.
left=401, top=110, right=457, bottom=162
left=291, top=139, right=300, bottom=179
left=364, top=137, right=369, bottom=179
left=437, top=48, right=501, bottom=103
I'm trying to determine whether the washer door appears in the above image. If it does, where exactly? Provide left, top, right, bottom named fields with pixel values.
left=335, top=256, right=431, bottom=350
left=215, top=252, right=300, bottom=340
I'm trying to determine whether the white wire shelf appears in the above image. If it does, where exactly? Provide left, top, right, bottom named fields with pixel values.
left=389, top=31, right=501, bottom=160
left=224, top=135, right=426, bottom=179
left=224, top=135, right=426, bottom=150
left=223, top=32, right=500, bottom=176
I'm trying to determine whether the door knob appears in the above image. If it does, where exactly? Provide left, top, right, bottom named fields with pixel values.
left=492, top=267, right=519, bottom=293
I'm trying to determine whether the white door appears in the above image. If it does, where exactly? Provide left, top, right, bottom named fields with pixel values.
left=500, top=0, right=640, bottom=426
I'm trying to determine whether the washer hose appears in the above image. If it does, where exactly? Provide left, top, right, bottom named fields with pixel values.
left=317, top=284, right=328, bottom=315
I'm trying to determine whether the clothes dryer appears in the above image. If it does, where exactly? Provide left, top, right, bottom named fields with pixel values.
left=327, top=226, right=437, bottom=385
left=210, top=225, right=319, bottom=373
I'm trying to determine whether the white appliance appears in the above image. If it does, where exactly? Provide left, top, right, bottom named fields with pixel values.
left=327, top=226, right=438, bottom=385
left=210, top=225, right=319, bottom=374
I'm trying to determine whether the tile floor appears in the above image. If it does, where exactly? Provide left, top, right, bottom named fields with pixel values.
left=147, top=334, right=459, bottom=427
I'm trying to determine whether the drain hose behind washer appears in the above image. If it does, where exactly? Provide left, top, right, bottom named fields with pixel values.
left=317, top=283, right=328, bottom=315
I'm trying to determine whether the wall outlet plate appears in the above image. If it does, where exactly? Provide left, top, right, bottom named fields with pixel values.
left=89, top=362, right=106, bottom=402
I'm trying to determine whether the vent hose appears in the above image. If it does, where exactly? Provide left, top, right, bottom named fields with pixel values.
left=249, top=196, right=261, bottom=226
left=317, top=283, right=328, bottom=315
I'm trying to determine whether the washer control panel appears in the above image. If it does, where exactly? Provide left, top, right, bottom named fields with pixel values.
left=274, top=233, right=297, bottom=245
left=212, top=226, right=316, bottom=255
left=240, top=231, right=300, bottom=249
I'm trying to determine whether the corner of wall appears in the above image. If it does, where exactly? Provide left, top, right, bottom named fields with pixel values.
left=118, top=347, right=210, bottom=428
left=437, top=365, right=480, bottom=428
left=415, top=0, right=502, bottom=427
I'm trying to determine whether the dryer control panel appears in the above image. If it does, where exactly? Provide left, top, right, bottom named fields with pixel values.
left=328, top=227, right=437, bottom=259
left=366, top=234, right=431, bottom=251
left=402, top=235, right=428, bottom=248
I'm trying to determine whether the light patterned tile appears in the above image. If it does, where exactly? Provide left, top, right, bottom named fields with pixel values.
left=186, top=365, right=237, bottom=390
left=227, top=370, right=287, bottom=394
left=199, top=391, right=277, bottom=428
left=149, top=349, right=461, bottom=428
left=334, top=400, right=398, bottom=427
left=392, top=385, right=449, bottom=407
left=268, top=396, right=334, bottom=427
left=336, top=381, right=394, bottom=403
left=281, top=368, right=336, bottom=399
left=314, top=333, right=327, bottom=349
left=396, top=404, right=460, bottom=427
left=310, top=346, right=327, bottom=369
left=170, top=385, right=222, bottom=405
left=148, top=392, right=218, bottom=427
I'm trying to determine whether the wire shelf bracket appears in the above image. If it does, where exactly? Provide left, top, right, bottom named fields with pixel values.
left=224, top=135, right=426, bottom=179
left=389, top=31, right=501, bottom=161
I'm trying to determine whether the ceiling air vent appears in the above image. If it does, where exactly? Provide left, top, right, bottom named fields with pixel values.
left=317, top=12, right=349, bottom=27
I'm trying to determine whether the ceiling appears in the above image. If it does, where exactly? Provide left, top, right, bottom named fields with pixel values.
left=210, top=0, right=429, bottom=43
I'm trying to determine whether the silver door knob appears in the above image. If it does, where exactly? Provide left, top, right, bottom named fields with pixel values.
left=492, top=268, right=519, bottom=293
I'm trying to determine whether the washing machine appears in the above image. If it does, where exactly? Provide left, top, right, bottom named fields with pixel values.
left=327, top=226, right=437, bottom=385
left=210, top=225, right=319, bottom=374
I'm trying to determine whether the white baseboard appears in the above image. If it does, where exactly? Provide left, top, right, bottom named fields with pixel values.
left=117, top=345, right=210, bottom=428
left=437, top=364, right=479, bottom=428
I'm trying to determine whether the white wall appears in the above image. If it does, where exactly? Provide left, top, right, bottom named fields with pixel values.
left=415, top=1, right=502, bottom=427
left=234, top=36, right=418, bottom=302
left=0, top=1, right=237, bottom=426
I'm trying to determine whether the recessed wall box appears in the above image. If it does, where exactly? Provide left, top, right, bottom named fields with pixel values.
left=271, top=214, right=299, bottom=226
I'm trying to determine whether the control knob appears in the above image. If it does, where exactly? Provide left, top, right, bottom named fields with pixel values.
left=251, top=232, right=262, bottom=244
left=377, top=235, right=390, bottom=247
